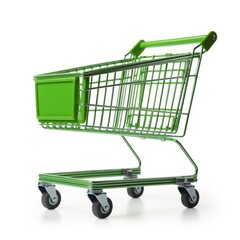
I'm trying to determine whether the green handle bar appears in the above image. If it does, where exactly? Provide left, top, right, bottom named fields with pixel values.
left=130, top=31, right=217, bottom=57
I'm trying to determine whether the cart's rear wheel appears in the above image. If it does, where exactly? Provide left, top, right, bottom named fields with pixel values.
left=41, top=190, right=61, bottom=210
left=92, top=197, right=113, bottom=219
left=181, top=189, right=199, bottom=208
left=127, top=186, right=144, bottom=198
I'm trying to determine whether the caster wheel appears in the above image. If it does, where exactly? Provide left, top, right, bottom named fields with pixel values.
left=127, top=186, right=144, bottom=198
left=181, top=189, right=199, bottom=208
left=41, top=190, right=61, bottom=210
left=92, top=197, right=113, bottom=219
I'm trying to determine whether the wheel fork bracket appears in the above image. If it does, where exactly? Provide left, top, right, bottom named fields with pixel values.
left=38, top=182, right=58, bottom=203
left=178, top=184, right=197, bottom=202
left=87, top=190, right=110, bottom=212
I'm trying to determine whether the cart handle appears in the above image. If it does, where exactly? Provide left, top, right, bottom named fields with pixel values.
left=130, top=31, right=217, bottom=57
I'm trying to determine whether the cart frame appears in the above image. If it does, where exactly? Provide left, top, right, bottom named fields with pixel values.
left=35, top=32, right=217, bottom=218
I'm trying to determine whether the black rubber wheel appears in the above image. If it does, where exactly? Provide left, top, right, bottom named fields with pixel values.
left=181, top=189, right=199, bottom=208
left=41, top=190, right=61, bottom=210
left=92, top=197, right=113, bottom=219
left=127, top=187, right=144, bottom=198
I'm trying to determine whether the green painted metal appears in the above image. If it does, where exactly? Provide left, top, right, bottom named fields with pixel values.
left=35, top=77, right=79, bottom=121
left=90, top=175, right=197, bottom=189
left=130, top=31, right=217, bottom=57
left=39, top=168, right=141, bottom=189
left=38, top=137, right=198, bottom=190
left=35, top=32, right=216, bottom=192
left=35, top=54, right=198, bottom=136
left=121, top=136, right=142, bottom=167
left=166, top=137, right=198, bottom=175
left=44, top=168, right=141, bottom=178
left=79, top=77, right=89, bottom=123
left=39, top=173, right=196, bottom=189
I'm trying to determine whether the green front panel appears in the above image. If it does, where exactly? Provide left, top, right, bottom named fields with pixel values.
left=35, top=77, right=79, bottom=121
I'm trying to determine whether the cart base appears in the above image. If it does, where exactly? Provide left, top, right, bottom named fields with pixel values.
left=38, top=137, right=199, bottom=218
left=38, top=167, right=199, bottom=218
left=38, top=167, right=197, bottom=189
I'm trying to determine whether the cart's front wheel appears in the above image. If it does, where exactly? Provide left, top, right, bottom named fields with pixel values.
left=127, top=186, right=144, bottom=198
left=181, top=189, right=199, bottom=208
left=41, top=190, right=61, bottom=210
left=92, top=197, right=113, bottom=219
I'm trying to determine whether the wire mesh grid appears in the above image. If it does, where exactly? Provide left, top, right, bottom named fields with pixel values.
left=41, top=53, right=201, bottom=138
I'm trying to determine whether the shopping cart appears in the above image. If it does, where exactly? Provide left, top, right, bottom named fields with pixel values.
left=35, top=31, right=217, bottom=218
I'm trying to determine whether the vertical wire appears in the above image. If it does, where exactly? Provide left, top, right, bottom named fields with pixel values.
left=136, top=67, right=147, bottom=130
left=85, top=65, right=96, bottom=129
left=182, top=49, right=203, bottom=136
left=175, top=60, right=188, bottom=121
left=113, top=70, right=125, bottom=128
left=154, top=63, right=168, bottom=131
left=128, top=67, right=139, bottom=128
left=159, top=61, right=175, bottom=133
left=85, top=74, right=93, bottom=129
left=131, top=66, right=145, bottom=131
left=118, top=69, right=132, bottom=130
left=123, top=67, right=140, bottom=130
left=121, top=54, right=137, bottom=131
left=92, top=74, right=101, bottom=127
left=99, top=73, right=109, bottom=130
left=139, top=54, right=157, bottom=130
left=166, top=60, right=182, bottom=131
left=106, top=71, right=117, bottom=130
left=140, top=64, right=156, bottom=134
left=147, top=62, right=163, bottom=134
left=84, top=76, right=91, bottom=129
left=175, top=57, right=193, bottom=134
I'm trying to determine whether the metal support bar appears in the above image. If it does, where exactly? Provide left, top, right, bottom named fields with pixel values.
left=165, top=138, right=198, bottom=175
left=121, top=136, right=142, bottom=167
left=39, top=167, right=141, bottom=189
left=87, top=190, right=110, bottom=212
left=38, top=182, right=58, bottom=203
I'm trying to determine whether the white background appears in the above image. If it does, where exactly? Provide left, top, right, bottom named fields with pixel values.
left=1, top=0, right=239, bottom=239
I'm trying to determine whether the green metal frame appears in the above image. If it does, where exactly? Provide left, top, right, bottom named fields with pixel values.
left=39, top=137, right=197, bottom=190
left=36, top=52, right=200, bottom=138
left=36, top=32, right=216, bottom=192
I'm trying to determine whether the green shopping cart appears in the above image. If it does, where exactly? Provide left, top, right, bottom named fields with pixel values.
left=35, top=31, right=217, bottom=218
